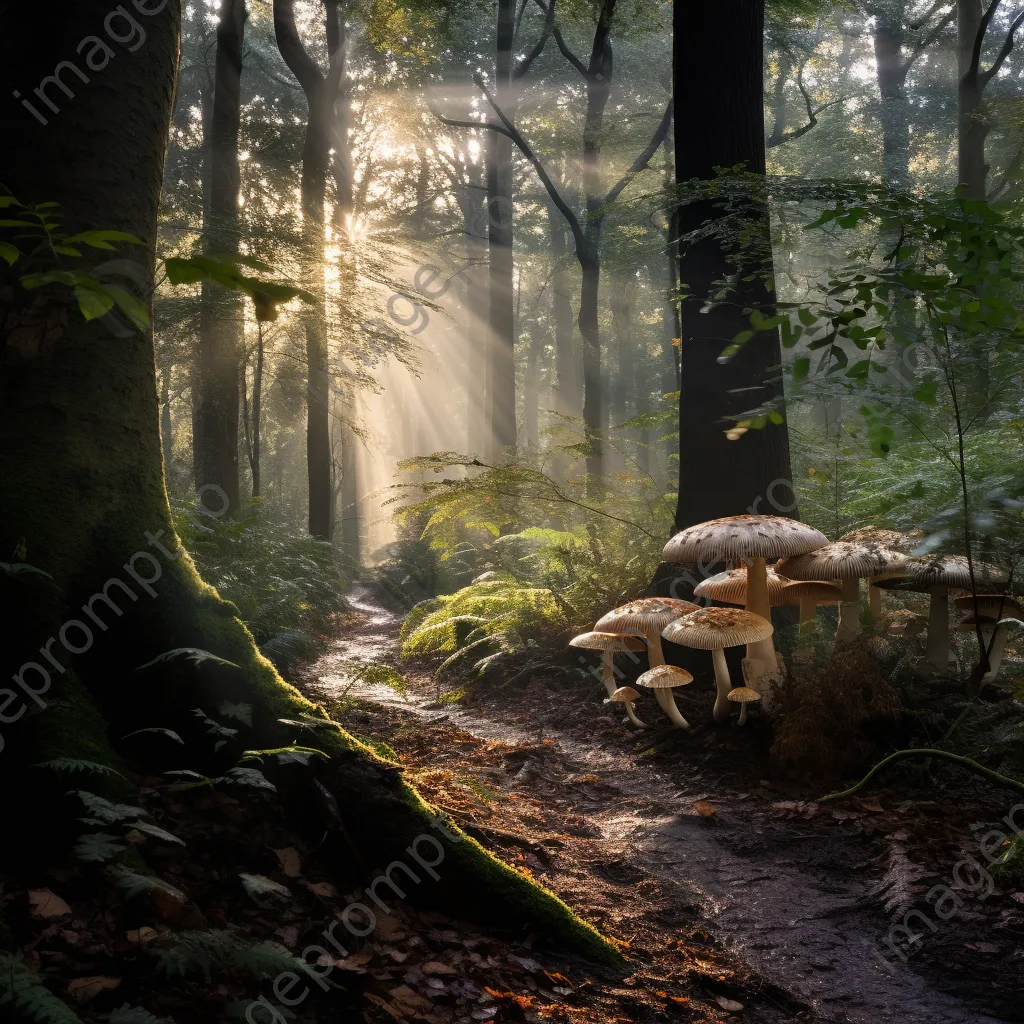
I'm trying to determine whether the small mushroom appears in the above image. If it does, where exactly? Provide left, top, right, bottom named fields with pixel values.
left=875, top=556, right=1007, bottom=672
left=663, top=515, right=826, bottom=689
left=663, top=608, right=774, bottom=724
left=569, top=631, right=647, bottom=726
left=635, top=665, right=694, bottom=729
left=726, top=685, right=762, bottom=726
left=777, top=540, right=907, bottom=643
left=593, top=598, right=700, bottom=668
left=607, top=685, right=642, bottom=704
left=954, top=595, right=1023, bottom=684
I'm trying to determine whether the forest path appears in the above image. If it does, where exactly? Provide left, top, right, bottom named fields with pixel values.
left=306, top=585, right=1007, bottom=1024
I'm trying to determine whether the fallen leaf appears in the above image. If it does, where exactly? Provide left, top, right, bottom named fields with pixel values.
left=273, top=847, right=302, bottom=878
left=715, top=996, right=744, bottom=1012
left=694, top=801, right=717, bottom=817
left=306, top=880, right=337, bottom=897
left=364, top=993, right=405, bottom=1020
left=126, top=926, right=158, bottom=947
left=150, top=887, right=184, bottom=921
left=68, top=976, right=121, bottom=1004
left=852, top=796, right=885, bottom=813
left=669, top=995, right=690, bottom=1004
left=28, top=889, right=71, bottom=919
left=422, top=961, right=458, bottom=976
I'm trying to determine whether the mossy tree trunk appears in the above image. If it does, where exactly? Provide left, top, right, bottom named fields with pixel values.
left=0, top=0, right=616, bottom=964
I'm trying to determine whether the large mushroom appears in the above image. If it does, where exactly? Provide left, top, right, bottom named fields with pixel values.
left=777, top=540, right=906, bottom=642
left=839, top=527, right=917, bottom=620
left=874, top=556, right=1008, bottom=672
left=694, top=567, right=792, bottom=607
left=954, top=594, right=1024, bottom=685
left=593, top=597, right=700, bottom=669
left=569, top=631, right=647, bottom=726
left=663, top=608, right=774, bottom=723
left=662, top=515, right=827, bottom=688
left=635, top=665, right=694, bottom=729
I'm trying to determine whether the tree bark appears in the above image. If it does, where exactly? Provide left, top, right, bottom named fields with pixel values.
left=195, top=0, right=246, bottom=515
left=525, top=319, right=544, bottom=447
left=486, top=0, right=517, bottom=456
left=547, top=191, right=579, bottom=419
left=161, top=367, right=174, bottom=480
left=958, top=0, right=988, bottom=199
left=673, top=0, right=797, bottom=532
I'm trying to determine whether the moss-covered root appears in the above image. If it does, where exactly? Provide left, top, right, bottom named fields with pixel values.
left=820, top=748, right=1024, bottom=803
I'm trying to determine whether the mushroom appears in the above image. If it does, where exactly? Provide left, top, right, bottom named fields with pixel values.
left=569, top=631, right=647, bottom=726
left=875, top=556, right=1008, bottom=672
left=781, top=580, right=843, bottom=660
left=662, top=608, right=774, bottom=723
left=635, top=665, right=694, bottom=729
left=593, top=598, right=700, bottom=669
left=839, top=527, right=917, bottom=620
left=726, top=685, right=762, bottom=726
left=694, top=566, right=792, bottom=607
left=954, top=595, right=1023, bottom=684
left=662, top=515, right=827, bottom=689
left=607, top=685, right=643, bottom=705
left=777, top=540, right=906, bottom=643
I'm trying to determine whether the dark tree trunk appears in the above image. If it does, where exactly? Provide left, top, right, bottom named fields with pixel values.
left=161, top=367, right=174, bottom=479
left=525, top=320, right=544, bottom=448
left=547, top=194, right=579, bottom=418
left=274, top=0, right=343, bottom=540
left=195, top=0, right=246, bottom=515
left=610, top=276, right=634, bottom=430
left=673, top=0, right=796, bottom=531
left=958, top=0, right=988, bottom=200
left=873, top=4, right=912, bottom=187
left=486, top=0, right=517, bottom=456
left=766, top=47, right=793, bottom=148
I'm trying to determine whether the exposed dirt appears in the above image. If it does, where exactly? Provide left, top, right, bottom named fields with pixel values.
left=304, top=585, right=1024, bottom=1024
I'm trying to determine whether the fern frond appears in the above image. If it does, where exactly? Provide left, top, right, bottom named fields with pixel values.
left=0, top=952, right=82, bottom=1024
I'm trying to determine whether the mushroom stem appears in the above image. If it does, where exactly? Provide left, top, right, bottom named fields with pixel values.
left=795, top=595, right=818, bottom=662
left=711, top=647, right=732, bottom=724
left=653, top=686, right=690, bottom=729
left=837, top=577, right=861, bottom=641
left=981, top=623, right=1007, bottom=684
left=737, top=702, right=748, bottom=726
left=602, top=651, right=645, bottom=726
left=743, top=556, right=777, bottom=687
left=868, top=578, right=883, bottom=622
left=646, top=632, right=666, bottom=667
left=925, top=586, right=951, bottom=672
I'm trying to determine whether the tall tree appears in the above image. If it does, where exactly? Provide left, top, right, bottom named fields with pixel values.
left=673, top=0, right=796, bottom=529
left=273, top=0, right=344, bottom=540
left=195, top=0, right=247, bottom=514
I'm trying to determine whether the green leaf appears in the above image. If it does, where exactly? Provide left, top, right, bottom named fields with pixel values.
left=239, top=873, right=291, bottom=901
left=63, top=229, right=143, bottom=250
left=34, top=758, right=125, bottom=778
left=913, top=380, right=939, bottom=405
left=102, top=283, right=150, bottom=330
left=71, top=791, right=147, bottom=824
left=0, top=196, right=23, bottom=208
left=218, top=700, right=253, bottom=727
left=137, top=648, right=241, bottom=671
left=113, top=869, right=186, bottom=902
left=792, top=356, right=810, bottom=381
left=74, top=832, right=126, bottom=863
left=0, top=241, right=20, bottom=265
left=219, top=766, right=276, bottom=790
left=124, top=820, right=185, bottom=845
left=122, top=727, right=184, bottom=744
left=74, top=285, right=115, bottom=320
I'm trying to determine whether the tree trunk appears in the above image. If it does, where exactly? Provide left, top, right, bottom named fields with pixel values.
left=873, top=4, right=912, bottom=187
left=547, top=193, right=579, bottom=418
left=274, top=0, right=339, bottom=541
left=463, top=168, right=491, bottom=456
left=0, top=4, right=618, bottom=960
left=486, top=0, right=517, bottom=456
left=525, top=319, right=544, bottom=448
left=195, top=0, right=246, bottom=515
left=766, top=47, right=793, bottom=148
left=673, top=0, right=797, bottom=532
left=610, top=276, right=635, bottom=430
left=957, top=0, right=988, bottom=199
left=161, top=367, right=174, bottom=480
left=252, top=323, right=264, bottom=498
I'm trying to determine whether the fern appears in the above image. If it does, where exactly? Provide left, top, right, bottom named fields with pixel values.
left=72, top=791, right=146, bottom=824
left=157, top=929, right=309, bottom=983
left=108, top=1005, right=169, bottom=1024
left=112, top=869, right=186, bottom=902
left=34, top=759, right=126, bottom=779
left=0, top=952, right=82, bottom=1024
left=121, top=728, right=184, bottom=745
left=137, top=648, right=241, bottom=671
left=238, top=874, right=291, bottom=901
left=217, top=766, right=276, bottom=790
left=74, top=833, right=126, bottom=863
left=218, top=701, right=253, bottom=727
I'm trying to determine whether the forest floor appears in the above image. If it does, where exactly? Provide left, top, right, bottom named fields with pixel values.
left=302, top=586, right=1024, bottom=1024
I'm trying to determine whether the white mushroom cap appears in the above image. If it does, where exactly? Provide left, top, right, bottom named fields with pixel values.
left=777, top=540, right=906, bottom=582
left=839, top=527, right=919, bottom=554
left=663, top=515, right=827, bottom=565
left=607, top=686, right=643, bottom=703
left=694, top=567, right=792, bottom=606
left=635, top=665, right=693, bottom=689
left=662, top=607, right=774, bottom=650
left=875, top=555, right=1007, bottom=592
left=726, top=686, right=762, bottom=703
left=594, top=598, right=700, bottom=636
left=569, top=631, right=646, bottom=652
left=953, top=594, right=1022, bottom=618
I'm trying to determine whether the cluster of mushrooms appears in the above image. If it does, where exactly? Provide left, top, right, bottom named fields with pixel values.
left=570, top=514, right=1019, bottom=730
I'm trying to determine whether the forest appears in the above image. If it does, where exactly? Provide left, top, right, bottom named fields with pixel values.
left=2, top=0, right=1024, bottom=1021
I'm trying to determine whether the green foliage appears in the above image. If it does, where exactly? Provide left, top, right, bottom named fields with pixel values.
left=34, top=759, right=126, bottom=779
left=0, top=951, right=82, bottom=1024
left=137, top=649, right=241, bottom=672
left=156, top=929, right=312, bottom=984
left=107, top=1005, right=170, bottom=1024
left=239, top=873, right=292, bottom=902
left=112, top=869, right=186, bottom=903
left=73, top=833, right=126, bottom=863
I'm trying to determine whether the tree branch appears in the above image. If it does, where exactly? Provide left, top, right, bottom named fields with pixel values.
left=987, top=136, right=1024, bottom=199
left=766, top=67, right=844, bottom=149
left=514, top=0, right=556, bottom=79
left=471, top=72, right=591, bottom=261
left=968, top=0, right=1003, bottom=84
left=902, top=5, right=956, bottom=71
left=531, top=0, right=589, bottom=77
left=980, top=8, right=1024, bottom=84
left=427, top=102, right=514, bottom=141
left=603, top=100, right=673, bottom=207
left=272, top=0, right=323, bottom=98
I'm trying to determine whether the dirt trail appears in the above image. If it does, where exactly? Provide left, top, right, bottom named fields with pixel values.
left=309, top=586, right=1007, bottom=1024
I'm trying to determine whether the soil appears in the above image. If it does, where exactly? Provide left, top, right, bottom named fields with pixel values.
left=302, top=585, right=1024, bottom=1024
